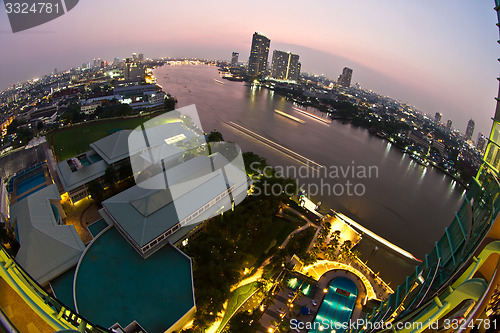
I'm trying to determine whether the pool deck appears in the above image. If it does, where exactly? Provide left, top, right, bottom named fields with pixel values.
left=259, top=270, right=367, bottom=332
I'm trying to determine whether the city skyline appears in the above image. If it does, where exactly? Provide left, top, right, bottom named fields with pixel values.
left=0, top=0, right=498, bottom=136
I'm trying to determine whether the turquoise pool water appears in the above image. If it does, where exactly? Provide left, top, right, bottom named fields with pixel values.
left=287, top=277, right=311, bottom=295
left=17, top=184, right=47, bottom=201
left=310, top=277, right=358, bottom=333
left=17, top=171, right=46, bottom=195
left=50, top=267, right=77, bottom=312
left=87, top=219, right=108, bottom=238
left=51, top=204, right=59, bottom=221
left=74, top=227, right=194, bottom=332
left=89, top=154, right=102, bottom=163
left=80, top=157, right=91, bottom=166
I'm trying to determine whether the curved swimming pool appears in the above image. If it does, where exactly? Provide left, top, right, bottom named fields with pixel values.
left=310, top=276, right=358, bottom=333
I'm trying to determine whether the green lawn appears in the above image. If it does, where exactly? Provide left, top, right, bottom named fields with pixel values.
left=216, top=282, right=261, bottom=333
left=49, top=114, right=168, bottom=161
left=248, top=217, right=302, bottom=268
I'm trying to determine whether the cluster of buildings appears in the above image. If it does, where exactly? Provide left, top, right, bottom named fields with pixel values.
left=0, top=51, right=166, bottom=151
left=435, top=112, right=485, bottom=153
left=0, top=110, right=248, bottom=332
left=230, top=32, right=353, bottom=86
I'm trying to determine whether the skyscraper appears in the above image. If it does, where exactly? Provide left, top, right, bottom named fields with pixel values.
left=248, top=32, right=270, bottom=77
left=477, top=133, right=487, bottom=153
left=338, top=67, right=353, bottom=87
left=270, top=50, right=301, bottom=81
left=446, top=119, right=453, bottom=130
left=138, top=53, right=144, bottom=64
left=466, top=119, right=475, bottom=140
left=231, top=52, right=239, bottom=68
left=434, top=112, right=442, bottom=124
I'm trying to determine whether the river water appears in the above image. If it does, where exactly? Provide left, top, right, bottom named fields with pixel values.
left=154, top=64, right=465, bottom=265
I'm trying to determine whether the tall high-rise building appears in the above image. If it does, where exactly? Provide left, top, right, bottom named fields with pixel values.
left=248, top=32, right=270, bottom=77
left=466, top=119, right=475, bottom=140
left=124, top=58, right=145, bottom=81
left=446, top=119, right=453, bottom=130
left=338, top=67, right=353, bottom=88
left=434, top=112, right=442, bottom=124
left=270, top=50, right=301, bottom=81
left=231, top=52, right=239, bottom=68
left=477, top=133, right=487, bottom=153
left=138, top=53, right=144, bottom=64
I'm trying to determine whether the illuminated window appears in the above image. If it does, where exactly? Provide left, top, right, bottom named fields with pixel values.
left=164, top=134, right=187, bottom=145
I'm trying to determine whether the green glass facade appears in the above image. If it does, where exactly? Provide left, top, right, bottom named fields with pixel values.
left=356, top=2, right=500, bottom=331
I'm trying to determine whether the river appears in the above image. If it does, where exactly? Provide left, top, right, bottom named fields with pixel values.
left=154, top=64, right=465, bottom=266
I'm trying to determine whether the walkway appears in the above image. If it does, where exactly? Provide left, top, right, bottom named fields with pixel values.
left=0, top=277, right=54, bottom=333
left=277, top=205, right=319, bottom=250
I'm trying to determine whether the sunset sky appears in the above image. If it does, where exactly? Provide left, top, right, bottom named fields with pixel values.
left=0, top=0, right=499, bottom=136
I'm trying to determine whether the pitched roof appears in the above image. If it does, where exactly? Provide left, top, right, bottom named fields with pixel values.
left=90, top=130, right=133, bottom=165
left=56, top=152, right=108, bottom=192
left=102, top=154, right=238, bottom=247
left=10, top=185, right=85, bottom=284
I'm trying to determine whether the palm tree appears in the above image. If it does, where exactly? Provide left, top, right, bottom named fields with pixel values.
left=332, top=230, right=341, bottom=242
left=340, top=240, right=352, bottom=261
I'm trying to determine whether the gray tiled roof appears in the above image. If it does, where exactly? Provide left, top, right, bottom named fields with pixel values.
left=10, top=185, right=85, bottom=284
left=102, top=154, right=237, bottom=247
left=90, top=130, right=132, bottom=165
left=56, top=152, right=108, bottom=192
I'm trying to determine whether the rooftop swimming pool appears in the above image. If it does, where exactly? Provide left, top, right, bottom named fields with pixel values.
left=16, top=171, right=46, bottom=196
left=50, top=267, right=77, bottom=313
left=87, top=219, right=109, bottom=238
left=74, top=227, right=194, bottom=332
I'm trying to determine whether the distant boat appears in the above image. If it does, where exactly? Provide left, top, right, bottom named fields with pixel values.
left=214, top=79, right=224, bottom=85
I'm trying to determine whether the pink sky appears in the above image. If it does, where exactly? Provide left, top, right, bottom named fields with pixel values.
left=0, top=0, right=498, bottom=136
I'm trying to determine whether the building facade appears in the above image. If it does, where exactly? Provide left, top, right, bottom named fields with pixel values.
left=270, top=50, right=301, bottom=81
left=338, top=67, right=353, bottom=87
left=231, top=52, right=239, bottom=68
left=477, top=133, right=487, bottom=153
left=466, top=118, right=475, bottom=140
left=123, top=58, right=145, bottom=81
left=248, top=32, right=270, bottom=77
left=435, top=112, right=442, bottom=124
left=447, top=119, right=453, bottom=130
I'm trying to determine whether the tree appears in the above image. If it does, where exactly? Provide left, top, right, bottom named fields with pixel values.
left=61, top=104, right=82, bottom=123
left=226, top=311, right=262, bottom=333
left=118, top=163, right=133, bottom=180
left=207, top=130, right=224, bottom=142
left=164, top=96, right=177, bottom=111
left=88, top=180, right=105, bottom=202
left=350, top=249, right=361, bottom=261
left=339, top=240, right=352, bottom=261
left=243, top=151, right=268, bottom=175
left=6, top=119, right=20, bottom=135
left=104, top=165, right=117, bottom=188
left=325, top=244, right=337, bottom=261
